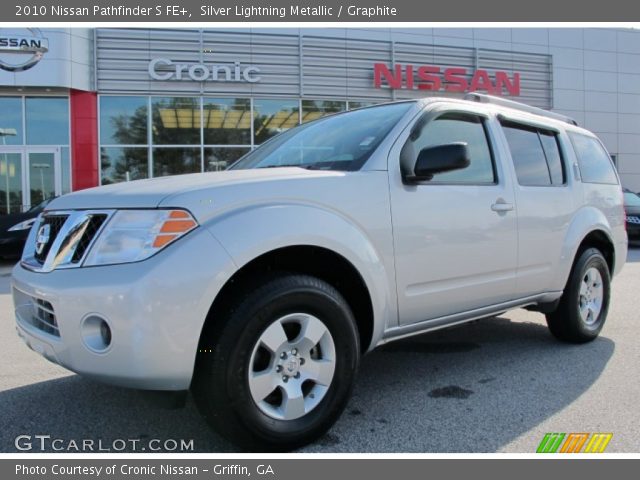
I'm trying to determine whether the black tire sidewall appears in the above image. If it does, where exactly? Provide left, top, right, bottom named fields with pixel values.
left=195, top=275, right=359, bottom=450
left=566, top=249, right=611, bottom=338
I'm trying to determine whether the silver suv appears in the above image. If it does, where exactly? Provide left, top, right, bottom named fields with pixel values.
left=12, top=94, right=627, bottom=450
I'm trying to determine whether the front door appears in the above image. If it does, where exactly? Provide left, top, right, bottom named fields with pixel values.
left=0, top=147, right=61, bottom=214
left=389, top=108, right=519, bottom=325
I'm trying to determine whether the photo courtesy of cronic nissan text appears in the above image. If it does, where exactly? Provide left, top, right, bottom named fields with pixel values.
left=0, top=4, right=639, bottom=476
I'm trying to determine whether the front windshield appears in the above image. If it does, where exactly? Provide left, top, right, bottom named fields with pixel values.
left=230, top=102, right=414, bottom=171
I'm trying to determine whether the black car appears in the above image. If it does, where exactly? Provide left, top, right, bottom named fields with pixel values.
left=624, top=190, right=640, bottom=242
left=0, top=199, right=53, bottom=259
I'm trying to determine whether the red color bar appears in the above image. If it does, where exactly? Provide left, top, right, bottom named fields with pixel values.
left=70, top=89, right=99, bottom=191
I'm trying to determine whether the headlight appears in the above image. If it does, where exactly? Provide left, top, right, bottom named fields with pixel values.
left=84, top=209, right=198, bottom=266
left=8, top=218, right=37, bottom=231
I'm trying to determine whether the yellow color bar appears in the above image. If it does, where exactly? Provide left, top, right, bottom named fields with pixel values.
left=584, top=433, right=613, bottom=453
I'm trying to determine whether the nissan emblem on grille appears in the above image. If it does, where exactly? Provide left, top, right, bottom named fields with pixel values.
left=35, top=224, right=51, bottom=255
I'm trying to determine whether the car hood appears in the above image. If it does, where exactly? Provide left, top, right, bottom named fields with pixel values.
left=47, top=168, right=348, bottom=213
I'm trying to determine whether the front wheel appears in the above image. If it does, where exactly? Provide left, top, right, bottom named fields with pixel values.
left=546, top=248, right=611, bottom=343
left=192, top=274, right=360, bottom=451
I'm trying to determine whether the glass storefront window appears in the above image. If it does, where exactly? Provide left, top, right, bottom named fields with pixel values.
left=203, top=98, right=251, bottom=145
left=100, top=96, right=148, bottom=145
left=253, top=99, right=299, bottom=145
left=101, top=147, right=149, bottom=185
left=25, top=97, right=69, bottom=145
left=96, top=95, right=381, bottom=185
left=0, top=97, right=23, bottom=145
left=205, top=147, right=250, bottom=171
left=61, top=147, right=71, bottom=194
left=348, top=101, right=377, bottom=110
left=152, top=148, right=201, bottom=177
left=152, top=97, right=201, bottom=145
left=28, top=152, right=56, bottom=206
left=0, top=152, right=22, bottom=214
left=301, top=100, right=346, bottom=123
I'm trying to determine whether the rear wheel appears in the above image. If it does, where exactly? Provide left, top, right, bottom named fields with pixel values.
left=546, top=248, right=611, bottom=343
left=192, top=273, right=359, bottom=451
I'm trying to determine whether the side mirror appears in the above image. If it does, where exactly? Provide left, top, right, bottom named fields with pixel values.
left=408, top=142, right=470, bottom=182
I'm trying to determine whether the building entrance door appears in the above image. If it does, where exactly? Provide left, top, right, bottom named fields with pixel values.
left=0, top=147, right=61, bottom=215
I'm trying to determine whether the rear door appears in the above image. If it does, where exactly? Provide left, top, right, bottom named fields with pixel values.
left=389, top=105, right=519, bottom=325
left=497, top=118, right=576, bottom=296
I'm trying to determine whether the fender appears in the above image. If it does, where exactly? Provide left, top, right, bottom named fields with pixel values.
left=553, top=205, right=615, bottom=291
left=204, top=202, right=397, bottom=351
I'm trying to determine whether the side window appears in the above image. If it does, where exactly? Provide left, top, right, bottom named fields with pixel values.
left=539, top=131, right=565, bottom=185
left=501, top=122, right=565, bottom=186
left=411, top=112, right=496, bottom=184
left=569, top=132, right=619, bottom=185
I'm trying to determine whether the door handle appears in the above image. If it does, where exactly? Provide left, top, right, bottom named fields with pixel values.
left=491, top=200, right=514, bottom=213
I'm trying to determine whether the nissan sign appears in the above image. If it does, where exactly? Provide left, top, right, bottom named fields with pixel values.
left=374, top=63, right=520, bottom=96
left=148, top=58, right=261, bottom=83
left=0, top=28, right=49, bottom=72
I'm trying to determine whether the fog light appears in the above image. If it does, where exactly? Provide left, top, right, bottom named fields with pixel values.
left=81, top=315, right=112, bottom=353
left=100, top=321, right=112, bottom=347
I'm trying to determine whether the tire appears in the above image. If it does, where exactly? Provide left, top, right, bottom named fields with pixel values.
left=546, top=248, right=611, bottom=343
left=192, top=273, right=360, bottom=451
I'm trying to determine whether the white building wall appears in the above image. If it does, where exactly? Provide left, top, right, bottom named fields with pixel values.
left=375, top=27, right=640, bottom=191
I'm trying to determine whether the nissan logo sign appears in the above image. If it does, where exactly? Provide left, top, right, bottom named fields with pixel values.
left=148, top=58, right=261, bottom=83
left=0, top=28, right=49, bottom=72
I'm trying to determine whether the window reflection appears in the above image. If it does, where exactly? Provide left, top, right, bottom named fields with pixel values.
left=152, top=97, right=201, bottom=145
left=0, top=153, right=22, bottom=214
left=100, top=147, right=149, bottom=185
left=25, top=97, right=69, bottom=145
left=348, top=100, right=377, bottom=110
left=205, top=147, right=250, bottom=171
left=153, top=148, right=201, bottom=177
left=253, top=99, right=299, bottom=145
left=97, top=96, right=382, bottom=184
left=100, top=96, right=148, bottom=145
left=203, top=98, right=251, bottom=145
left=0, top=97, right=23, bottom=145
left=29, top=153, right=56, bottom=206
left=61, top=147, right=71, bottom=194
left=301, top=100, right=345, bottom=123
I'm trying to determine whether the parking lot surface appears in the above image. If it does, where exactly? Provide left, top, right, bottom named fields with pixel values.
left=1, top=250, right=639, bottom=452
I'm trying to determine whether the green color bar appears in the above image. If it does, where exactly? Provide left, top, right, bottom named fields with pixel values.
left=536, top=433, right=566, bottom=453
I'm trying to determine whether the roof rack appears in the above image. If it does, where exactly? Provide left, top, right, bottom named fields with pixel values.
left=464, top=93, right=578, bottom=126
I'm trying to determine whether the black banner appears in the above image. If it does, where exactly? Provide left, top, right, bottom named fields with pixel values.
left=4, top=459, right=640, bottom=480
left=3, top=0, right=640, bottom=22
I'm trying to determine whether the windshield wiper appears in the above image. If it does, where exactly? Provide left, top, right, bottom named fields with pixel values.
left=257, top=164, right=311, bottom=169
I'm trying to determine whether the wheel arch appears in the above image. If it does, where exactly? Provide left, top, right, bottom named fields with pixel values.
left=197, top=245, right=377, bottom=357
left=557, top=227, right=616, bottom=292
left=555, top=206, right=617, bottom=290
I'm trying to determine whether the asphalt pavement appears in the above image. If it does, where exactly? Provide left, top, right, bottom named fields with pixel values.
left=1, top=250, right=639, bottom=453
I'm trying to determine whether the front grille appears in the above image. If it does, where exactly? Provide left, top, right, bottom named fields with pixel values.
left=22, top=209, right=114, bottom=273
left=71, top=214, right=108, bottom=263
left=34, top=215, right=68, bottom=264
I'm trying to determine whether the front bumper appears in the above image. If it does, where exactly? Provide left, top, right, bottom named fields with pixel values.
left=11, top=227, right=235, bottom=391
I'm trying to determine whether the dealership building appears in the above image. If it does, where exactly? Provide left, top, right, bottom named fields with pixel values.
left=1, top=26, right=640, bottom=214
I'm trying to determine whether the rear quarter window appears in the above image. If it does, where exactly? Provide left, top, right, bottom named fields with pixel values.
left=569, top=132, right=619, bottom=185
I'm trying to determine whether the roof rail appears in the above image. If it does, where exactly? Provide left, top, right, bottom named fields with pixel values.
left=464, top=93, right=578, bottom=126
